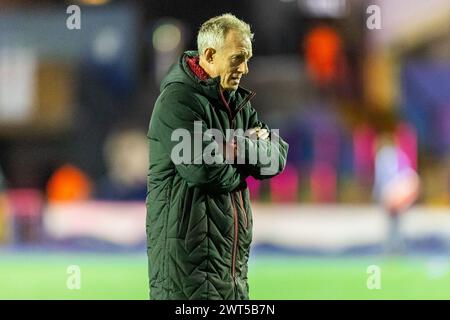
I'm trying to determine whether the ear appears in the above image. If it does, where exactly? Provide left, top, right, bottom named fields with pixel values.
left=203, top=48, right=216, bottom=64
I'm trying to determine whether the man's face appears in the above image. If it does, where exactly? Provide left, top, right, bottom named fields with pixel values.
left=213, top=30, right=252, bottom=91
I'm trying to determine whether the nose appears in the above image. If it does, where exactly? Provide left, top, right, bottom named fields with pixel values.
left=237, top=60, right=249, bottom=75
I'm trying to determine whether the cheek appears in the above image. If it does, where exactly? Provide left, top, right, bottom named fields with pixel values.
left=216, top=65, right=226, bottom=76
left=220, top=69, right=232, bottom=79
left=225, top=68, right=235, bottom=78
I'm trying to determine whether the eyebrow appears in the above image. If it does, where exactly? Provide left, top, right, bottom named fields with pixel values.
left=232, top=52, right=252, bottom=59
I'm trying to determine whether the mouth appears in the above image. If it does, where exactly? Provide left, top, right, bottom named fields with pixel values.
left=230, top=76, right=241, bottom=84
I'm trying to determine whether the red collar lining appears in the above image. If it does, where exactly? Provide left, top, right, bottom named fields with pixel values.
left=186, top=56, right=209, bottom=81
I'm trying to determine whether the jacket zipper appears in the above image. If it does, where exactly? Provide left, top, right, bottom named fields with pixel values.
left=235, top=91, right=256, bottom=115
left=219, top=88, right=256, bottom=129
left=230, top=192, right=239, bottom=282
left=219, top=88, right=255, bottom=284
left=231, top=91, right=256, bottom=129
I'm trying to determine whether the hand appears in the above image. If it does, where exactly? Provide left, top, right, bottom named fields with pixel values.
left=247, top=127, right=269, bottom=140
left=223, top=141, right=237, bottom=162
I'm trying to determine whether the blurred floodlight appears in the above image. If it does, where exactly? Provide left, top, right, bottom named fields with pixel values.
left=78, top=0, right=111, bottom=5
left=298, top=0, right=347, bottom=17
left=0, top=47, right=36, bottom=123
left=92, top=27, right=122, bottom=63
left=152, top=23, right=182, bottom=52
left=151, top=19, right=185, bottom=85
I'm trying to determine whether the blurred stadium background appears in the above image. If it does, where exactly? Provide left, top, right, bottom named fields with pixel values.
left=0, top=0, right=450, bottom=299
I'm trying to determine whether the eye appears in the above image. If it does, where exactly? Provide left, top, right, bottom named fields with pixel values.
left=231, top=56, right=240, bottom=63
left=231, top=55, right=244, bottom=63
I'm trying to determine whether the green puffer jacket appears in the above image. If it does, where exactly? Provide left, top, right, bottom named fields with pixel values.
left=146, top=51, right=289, bottom=300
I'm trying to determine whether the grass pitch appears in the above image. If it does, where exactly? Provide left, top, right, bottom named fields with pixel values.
left=0, top=252, right=449, bottom=299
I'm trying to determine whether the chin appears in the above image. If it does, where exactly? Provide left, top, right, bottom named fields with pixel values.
left=227, top=84, right=239, bottom=91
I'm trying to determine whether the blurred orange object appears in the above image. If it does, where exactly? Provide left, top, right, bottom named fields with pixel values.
left=47, top=164, right=92, bottom=202
left=0, top=192, right=10, bottom=243
left=304, top=25, right=342, bottom=86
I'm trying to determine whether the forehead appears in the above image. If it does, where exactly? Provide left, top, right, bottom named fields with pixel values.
left=222, top=30, right=252, bottom=54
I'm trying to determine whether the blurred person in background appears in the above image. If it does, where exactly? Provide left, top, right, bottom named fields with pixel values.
left=146, top=13, right=288, bottom=300
left=373, top=134, right=420, bottom=254
left=96, top=127, right=148, bottom=201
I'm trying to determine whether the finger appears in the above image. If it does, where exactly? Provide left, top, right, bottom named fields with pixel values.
left=247, top=128, right=256, bottom=136
left=259, top=131, right=270, bottom=140
left=256, top=129, right=268, bottom=137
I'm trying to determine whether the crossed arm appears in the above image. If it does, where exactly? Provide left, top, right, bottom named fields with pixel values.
left=150, top=89, right=289, bottom=193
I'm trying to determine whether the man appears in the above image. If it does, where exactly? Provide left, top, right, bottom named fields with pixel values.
left=146, top=13, right=289, bottom=300
left=373, top=134, right=420, bottom=254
